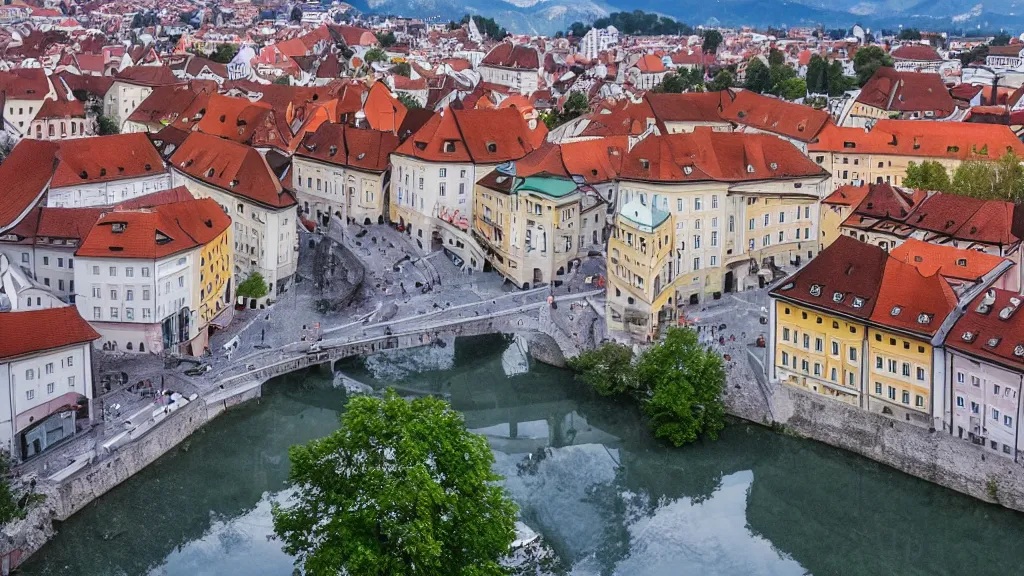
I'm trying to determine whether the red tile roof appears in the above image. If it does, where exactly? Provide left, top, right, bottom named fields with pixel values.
left=822, top=184, right=870, bottom=207
left=515, top=136, right=628, bottom=183
left=193, top=93, right=275, bottom=143
left=169, top=131, right=294, bottom=208
left=0, top=140, right=59, bottom=232
left=720, top=89, right=832, bottom=142
left=51, top=133, right=166, bottom=188
left=77, top=197, right=230, bottom=259
left=634, top=54, right=665, bottom=73
left=771, top=235, right=956, bottom=336
left=394, top=107, right=545, bottom=164
left=295, top=123, right=400, bottom=173
left=0, top=68, right=50, bottom=100
left=35, top=95, right=85, bottom=119
left=645, top=91, right=728, bottom=124
left=891, top=45, right=942, bottom=61
left=810, top=120, right=1024, bottom=160
left=948, top=288, right=1024, bottom=370
left=890, top=238, right=1008, bottom=282
left=0, top=307, right=100, bottom=359
left=481, top=43, right=540, bottom=70
left=113, top=65, right=181, bottom=87
left=620, top=129, right=827, bottom=183
left=855, top=68, right=954, bottom=117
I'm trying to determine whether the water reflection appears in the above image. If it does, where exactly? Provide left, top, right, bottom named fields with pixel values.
left=19, top=335, right=1024, bottom=576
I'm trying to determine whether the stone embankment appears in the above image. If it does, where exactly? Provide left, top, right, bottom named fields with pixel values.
left=726, top=345, right=1024, bottom=512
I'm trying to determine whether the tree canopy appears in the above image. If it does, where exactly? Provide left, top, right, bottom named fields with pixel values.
left=272, top=391, right=518, bottom=576
left=991, top=32, right=1012, bottom=46
left=97, top=115, right=119, bottom=135
left=702, top=30, right=724, bottom=55
left=897, top=28, right=922, bottom=40
left=391, top=61, right=411, bottom=77
left=376, top=31, right=396, bottom=47
left=706, top=69, right=734, bottom=92
left=208, top=43, right=238, bottom=64
left=568, top=327, right=727, bottom=447
left=853, top=45, right=894, bottom=86
left=904, top=152, right=1024, bottom=202
left=655, top=68, right=704, bottom=93
left=542, top=91, right=590, bottom=129
left=396, top=92, right=421, bottom=109
left=742, top=55, right=801, bottom=99
left=570, top=10, right=692, bottom=37
left=461, top=15, right=507, bottom=40
left=363, top=47, right=387, bottom=64
left=237, top=272, right=269, bottom=299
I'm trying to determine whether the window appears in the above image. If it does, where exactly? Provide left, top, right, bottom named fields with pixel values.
left=439, top=182, right=446, bottom=197
left=902, top=391, right=910, bottom=404
left=779, top=211, right=785, bottom=223
left=957, top=372, right=965, bottom=384
left=888, top=386, right=896, bottom=400
left=848, top=372, right=855, bottom=387
left=109, top=266, right=117, bottom=277
left=47, top=382, right=54, bottom=394
left=832, top=341, right=840, bottom=356
left=110, top=307, right=119, bottom=319
left=712, top=195, right=719, bottom=209
left=178, top=276, right=184, bottom=288
left=710, top=255, right=718, bottom=266
left=439, top=168, right=447, bottom=177
left=875, top=356, right=883, bottom=369
left=832, top=368, right=838, bottom=381
left=142, top=267, right=150, bottom=277
left=915, top=395, right=924, bottom=407
left=803, top=334, right=810, bottom=349
left=693, top=235, right=701, bottom=249
left=849, top=348, right=857, bottom=362
left=143, top=308, right=151, bottom=319
left=876, top=382, right=883, bottom=394
left=992, top=408, right=1001, bottom=421
left=93, top=265, right=100, bottom=275
left=763, top=214, right=770, bottom=226
left=67, top=356, right=73, bottom=367
left=25, top=369, right=34, bottom=381
left=1006, top=415, right=1014, bottom=427
left=994, top=384, right=1001, bottom=395
left=814, top=363, right=822, bottom=376
left=42, top=256, right=48, bottom=266
left=694, top=197, right=703, bottom=210
left=916, top=367, right=925, bottom=381
left=956, top=396, right=964, bottom=407
left=749, top=218, right=755, bottom=231
left=126, top=308, right=134, bottom=321
left=677, top=199, right=683, bottom=211
left=693, top=257, right=701, bottom=270
left=45, top=362, right=53, bottom=374
left=68, top=376, right=75, bottom=388
left=711, top=231, right=718, bottom=247
left=110, top=289, right=117, bottom=300
left=93, top=307, right=101, bottom=320
left=783, top=327, right=791, bottom=341
left=143, top=289, right=150, bottom=301
left=781, top=351, right=789, bottom=366
left=92, top=286, right=100, bottom=298
left=972, top=401, right=980, bottom=414
left=26, top=390, right=34, bottom=401
left=126, top=290, right=134, bottom=301
left=801, top=359, right=809, bottom=372
left=902, top=362, right=911, bottom=377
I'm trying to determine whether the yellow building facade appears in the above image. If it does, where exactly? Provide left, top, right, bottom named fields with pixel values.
left=606, top=198, right=675, bottom=339
left=195, top=226, right=234, bottom=326
left=774, top=300, right=865, bottom=406
left=866, top=327, right=933, bottom=424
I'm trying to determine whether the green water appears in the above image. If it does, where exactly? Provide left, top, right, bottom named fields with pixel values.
left=18, top=335, right=1024, bottom=576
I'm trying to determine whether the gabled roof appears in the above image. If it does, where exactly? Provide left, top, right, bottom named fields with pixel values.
left=0, top=307, right=100, bottom=360
left=0, top=68, right=50, bottom=100
left=394, top=107, right=545, bottom=164
left=193, top=93, right=274, bottom=143
left=620, top=129, right=826, bottom=184
left=891, top=45, right=942, bottom=61
left=0, top=140, right=59, bottom=232
left=128, top=82, right=212, bottom=125
left=169, top=131, right=294, bottom=209
left=77, top=197, right=231, bottom=260
left=720, top=89, right=832, bottom=143
left=822, top=184, right=870, bottom=207
left=51, top=133, right=166, bottom=188
left=633, top=54, right=665, bottom=73
left=514, top=136, right=628, bottom=184
left=948, top=288, right=1024, bottom=370
left=890, top=238, right=1008, bottom=283
left=868, top=251, right=957, bottom=336
left=481, top=43, right=540, bottom=70
left=113, top=65, right=181, bottom=87
left=855, top=68, right=954, bottom=116
left=295, top=123, right=400, bottom=173
left=810, top=120, right=1024, bottom=159
left=645, top=91, right=728, bottom=124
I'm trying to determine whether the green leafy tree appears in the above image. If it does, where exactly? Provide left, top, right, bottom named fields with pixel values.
left=960, top=44, right=989, bottom=66
left=993, top=151, right=1024, bottom=202
left=702, top=29, right=723, bottom=55
left=363, top=47, right=387, bottom=64
left=568, top=22, right=588, bottom=37
left=209, top=43, right=238, bottom=64
left=237, top=272, right=269, bottom=299
left=637, top=327, right=726, bottom=447
left=376, top=31, right=396, bottom=47
left=544, top=91, right=590, bottom=129
left=272, top=391, right=518, bottom=576
left=767, top=47, right=785, bottom=67
left=827, top=60, right=855, bottom=95
left=952, top=160, right=998, bottom=199
left=461, top=15, right=507, bottom=39
left=273, top=75, right=290, bottom=85
left=706, top=69, right=734, bottom=91
left=853, top=45, right=894, bottom=87
left=904, top=160, right=952, bottom=191
left=97, top=115, right=119, bottom=135
left=743, top=58, right=770, bottom=93
left=776, top=77, right=807, bottom=101
left=767, top=62, right=796, bottom=95
left=806, top=54, right=828, bottom=94
left=396, top=92, right=421, bottom=109
left=568, top=342, right=637, bottom=397
left=898, top=28, right=922, bottom=40
left=655, top=68, right=703, bottom=93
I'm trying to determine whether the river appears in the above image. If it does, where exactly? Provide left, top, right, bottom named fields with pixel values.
left=18, top=334, right=1024, bottom=576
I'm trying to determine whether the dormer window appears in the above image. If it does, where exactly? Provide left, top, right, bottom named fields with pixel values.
left=357, top=153, right=366, bottom=160
left=809, top=284, right=822, bottom=297
left=769, top=162, right=778, bottom=170
left=206, top=168, right=215, bottom=178
left=852, top=297, right=865, bottom=309
left=987, top=337, right=1002, bottom=348
left=746, top=165, right=755, bottom=173
left=962, top=331, right=976, bottom=342
left=891, top=306, right=902, bottom=316
left=917, top=313, right=933, bottom=324
left=683, top=166, right=693, bottom=175
left=486, top=142, right=497, bottom=153
left=329, top=145, right=338, bottom=156
left=1015, top=344, right=1024, bottom=357
left=640, top=159, right=650, bottom=169
left=111, top=222, right=126, bottom=233
left=832, top=292, right=844, bottom=303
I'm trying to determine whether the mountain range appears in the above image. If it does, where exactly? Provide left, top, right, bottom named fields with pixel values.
left=347, top=0, right=1024, bottom=37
